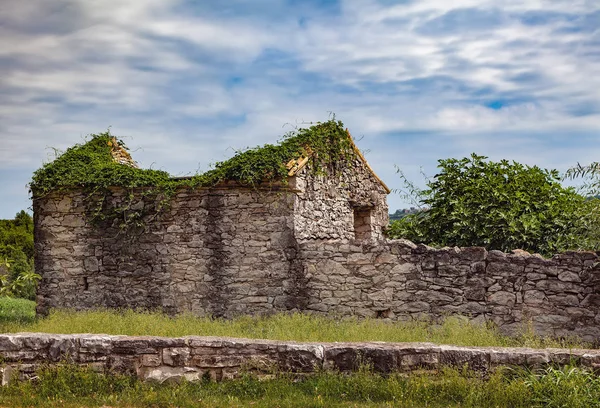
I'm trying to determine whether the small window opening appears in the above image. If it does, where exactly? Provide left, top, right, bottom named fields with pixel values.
left=83, top=277, right=89, bottom=291
left=353, top=207, right=373, bottom=240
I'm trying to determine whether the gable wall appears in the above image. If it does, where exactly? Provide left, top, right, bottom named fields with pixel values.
left=291, top=157, right=389, bottom=242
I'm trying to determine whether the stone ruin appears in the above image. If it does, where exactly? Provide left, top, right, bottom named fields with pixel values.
left=33, top=129, right=600, bottom=343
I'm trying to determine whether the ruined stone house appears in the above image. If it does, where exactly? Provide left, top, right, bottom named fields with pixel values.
left=34, top=124, right=600, bottom=342
left=34, top=124, right=391, bottom=317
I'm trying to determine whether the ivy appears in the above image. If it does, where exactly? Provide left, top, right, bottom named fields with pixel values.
left=30, top=120, right=355, bottom=232
left=185, top=119, right=355, bottom=188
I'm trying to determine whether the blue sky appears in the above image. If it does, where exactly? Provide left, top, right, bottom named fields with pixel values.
left=1, top=0, right=599, bottom=218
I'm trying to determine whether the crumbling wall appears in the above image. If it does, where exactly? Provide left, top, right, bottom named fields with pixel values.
left=299, top=239, right=600, bottom=343
left=34, top=187, right=299, bottom=317
left=34, top=187, right=600, bottom=342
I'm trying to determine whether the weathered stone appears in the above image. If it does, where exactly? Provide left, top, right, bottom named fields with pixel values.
left=49, top=337, right=78, bottom=362
left=524, top=290, right=546, bottom=304
left=582, top=294, right=600, bottom=307
left=33, top=175, right=600, bottom=342
left=397, top=302, right=430, bottom=312
left=79, top=336, right=113, bottom=354
left=558, top=271, right=581, bottom=283
left=323, top=345, right=399, bottom=373
left=487, top=291, right=516, bottom=307
left=536, top=279, right=582, bottom=294
left=440, top=346, right=489, bottom=371
left=139, top=366, right=204, bottom=384
left=1, top=366, right=15, bottom=386
left=3, top=334, right=600, bottom=385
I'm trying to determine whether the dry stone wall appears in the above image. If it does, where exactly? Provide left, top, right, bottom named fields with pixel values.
left=34, top=187, right=303, bottom=317
left=3, top=333, right=600, bottom=385
left=34, top=178, right=600, bottom=342
left=299, top=239, right=600, bottom=343
left=291, top=158, right=389, bottom=242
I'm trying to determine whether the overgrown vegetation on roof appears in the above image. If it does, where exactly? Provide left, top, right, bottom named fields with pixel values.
left=187, top=119, right=355, bottom=188
left=30, top=135, right=173, bottom=197
left=30, top=119, right=355, bottom=231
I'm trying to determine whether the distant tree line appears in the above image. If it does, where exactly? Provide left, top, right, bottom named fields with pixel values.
left=389, top=208, right=424, bottom=222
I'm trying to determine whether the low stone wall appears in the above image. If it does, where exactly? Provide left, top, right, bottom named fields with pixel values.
left=299, top=239, right=600, bottom=342
left=2, top=333, right=600, bottom=385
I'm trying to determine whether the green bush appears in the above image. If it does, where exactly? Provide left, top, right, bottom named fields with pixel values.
left=0, top=297, right=36, bottom=325
left=388, top=154, right=599, bottom=256
left=0, top=211, right=39, bottom=300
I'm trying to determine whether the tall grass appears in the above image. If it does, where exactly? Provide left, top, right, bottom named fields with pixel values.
left=2, top=363, right=600, bottom=407
left=0, top=301, right=587, bottom=349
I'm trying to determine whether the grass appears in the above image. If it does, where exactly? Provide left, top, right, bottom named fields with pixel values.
left=0, top=297, right=587, bottom=349
left=0, top=298, right=597, bottom=407
left=2, top=363, right=600, bottom=407
left=0, top=297, right=36, bottom=326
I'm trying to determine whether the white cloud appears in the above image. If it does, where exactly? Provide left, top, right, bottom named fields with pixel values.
left=1, top=0, right=600, bottom=216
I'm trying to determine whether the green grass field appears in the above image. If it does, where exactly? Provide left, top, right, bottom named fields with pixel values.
left=0, top=297, right=586, bottom=349
left=0, top=297, right=598, bottom=407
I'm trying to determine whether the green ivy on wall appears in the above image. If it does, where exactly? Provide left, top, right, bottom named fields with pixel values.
left=30, top=120, right=355, bottom=233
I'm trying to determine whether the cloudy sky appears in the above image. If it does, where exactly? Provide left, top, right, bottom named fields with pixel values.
left=1, top=0, right=599, bottom=218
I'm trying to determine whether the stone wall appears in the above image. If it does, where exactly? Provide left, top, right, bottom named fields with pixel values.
left=34, top=155, right=390, bottom=319
left=2, top=333, right=600, bottom=385
left=34, top=178, right=600, bottom=342
left=34, top=186, right=302, bottom=317
left=299, top=239, right=600, bottom=342
left=291, top=157, right=389, bottom=242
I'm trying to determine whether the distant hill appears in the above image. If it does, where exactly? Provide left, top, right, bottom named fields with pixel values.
left=389, top=208, right=422, bottom=221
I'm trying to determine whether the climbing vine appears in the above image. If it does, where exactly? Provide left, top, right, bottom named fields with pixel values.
left=30, top=120, right=356, bottom=233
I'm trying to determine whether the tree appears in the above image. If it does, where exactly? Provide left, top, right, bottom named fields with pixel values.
left=0, top=211, right=39, bottom=299
left=388, top=154, right=596, bottom=256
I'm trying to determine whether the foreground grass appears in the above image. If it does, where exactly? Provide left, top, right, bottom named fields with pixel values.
left=2, top=363, right=600, bottom=407
left=0, top=297, right=587, bottom=349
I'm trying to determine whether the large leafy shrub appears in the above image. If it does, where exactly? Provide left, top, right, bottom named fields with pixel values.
left=388, top=154, right=598, bottom=256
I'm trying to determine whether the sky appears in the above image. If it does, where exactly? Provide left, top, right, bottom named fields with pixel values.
left=1, top=0, right=599, bottom=218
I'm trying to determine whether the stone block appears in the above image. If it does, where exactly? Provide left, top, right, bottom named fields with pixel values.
left=397, top=301, right=430, bottom=313
left=138, top=366, right=204, bottom=384
left=323, top=345, right=397, bottom=373
left=113, top=338, right=158, bottom=355
left=464, top=286, right=485, bottom=301
left=487, top=291, right=516, bottom=307
left=0, top=366, right=15, bottom=386
left=558, top=271, right=581, bottom=283
left=440, top=346, right=489, bottom=371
